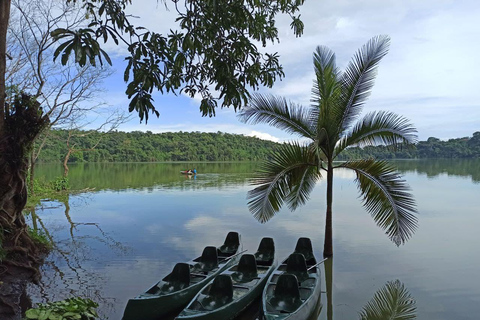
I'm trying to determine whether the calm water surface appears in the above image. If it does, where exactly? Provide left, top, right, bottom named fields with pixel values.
left=27, top=160, right=480, bottom=319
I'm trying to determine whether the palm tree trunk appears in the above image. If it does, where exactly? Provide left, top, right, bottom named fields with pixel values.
left=325, top=257, right=333, bottom=320
left=323, top=161, right=334, bottom=257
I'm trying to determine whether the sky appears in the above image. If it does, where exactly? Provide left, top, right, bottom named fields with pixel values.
left=93, top=0, right=480, bottom=142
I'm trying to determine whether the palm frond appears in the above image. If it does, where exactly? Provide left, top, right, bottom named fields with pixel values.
left=311, top=45, right=340, bottom=105
left=340, top=159, right=418, bottom=245
left=334, top=111, right=417, bottom=157
left=359, top=280, right=416, bottom=320
left=238, top=93, right=315, bottom=139
left=247, top=143, right=319, bottom=223
left=339, top=35, right=390, bottom=135
left=286, top=164, right=321, bottom=211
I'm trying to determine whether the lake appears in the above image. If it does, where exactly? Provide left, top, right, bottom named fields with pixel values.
left=26, top=160, right=480, bottom=319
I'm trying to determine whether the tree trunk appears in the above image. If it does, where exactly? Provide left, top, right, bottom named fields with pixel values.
left=0, top=138, right=39, bottom=319
left=0, top=0, right=11, bottom=130
left=63, top=148, right=72, bottom=177
left=325, top=257, right=333, bottom=320
left=0, top=94, right=49, bottom=319
left=323, top=161, right=334, bottom=257
left=28, top=152, right=35, bottom=195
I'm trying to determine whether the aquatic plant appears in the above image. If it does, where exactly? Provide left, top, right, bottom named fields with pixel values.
left=25, top=297, right=99, bottom=320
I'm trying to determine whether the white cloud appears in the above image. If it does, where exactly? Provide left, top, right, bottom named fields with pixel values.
left=91, top=0, right=479, bottom=141
left=247, top=131, right=280, bottom=143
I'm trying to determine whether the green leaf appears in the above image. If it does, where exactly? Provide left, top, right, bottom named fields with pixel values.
left=360, top=280, right=416, bottom=320
left=247, top=142, right=319, bottom=222
left=340, top=159, right=418, bottom=245
left=339, top=35, right=391, bottom=135
left=25, top=309, right=40, bottom=319
left=238, top=93, right=315, bottom=139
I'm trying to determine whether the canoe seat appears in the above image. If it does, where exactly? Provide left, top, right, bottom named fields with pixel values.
left=286, top=253, right=309, bottom=283
left=218, top=231, right=240, bottom=257
left=194, top=246, right=218, bottom=272
left=268, top=274, right=302, bottom=313
left=293, top=237, right=317, bottom=266
left=255, top=237, right=275, bottom=266
left=231, top=254, right=258, bottom=283
left=160, top=263, right=190, bottom=293
left=198, top=275, right=233, bottom=311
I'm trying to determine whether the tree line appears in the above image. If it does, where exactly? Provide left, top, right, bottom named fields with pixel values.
left=339, top=132, right=480, bottom=160
left=36, top=129, right=281, bottom=163
left=35, top=130, right=480, bottom=163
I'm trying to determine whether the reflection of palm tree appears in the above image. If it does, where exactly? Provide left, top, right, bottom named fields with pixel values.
left=322, top=260, right=416, bottom=320
left=239, top=36, right=418, bottom=257
left=359, top=280, right=416, bottom=320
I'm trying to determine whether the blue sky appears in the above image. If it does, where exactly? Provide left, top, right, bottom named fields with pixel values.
left=92, top=0, right=480, bottom=142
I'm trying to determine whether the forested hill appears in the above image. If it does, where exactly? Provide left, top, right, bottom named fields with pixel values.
left=36, top=130, right=480, bottom=163
left=36, top=130, right=281, bottom=162
left=339, top=132, right=480, bottom=160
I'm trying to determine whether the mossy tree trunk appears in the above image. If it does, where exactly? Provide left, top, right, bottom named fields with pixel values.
left=0, top=94, right=49, bottom=318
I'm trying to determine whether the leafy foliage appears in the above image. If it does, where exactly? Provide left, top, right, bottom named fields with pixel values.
left=27, top=226, right=52, bottom=250
left=339, top=131, right=480, bottom=159
left=248, top=142, right=320, bottom=222
left=239, top=36, right=418, bottom=250
left=52, top=0, right=306, bottom=122
left=34, top=129, right=281, bottom=162
left=24, top=297, right=98, bottom=320
left=341, top=160, right=417, bottom=245
left=359, top=280, right=416, bottom=320
left=26, top=176, right=70, bottom=210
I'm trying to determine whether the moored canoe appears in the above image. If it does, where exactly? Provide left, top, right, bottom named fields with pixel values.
left=176, top=237, right=276, bottom=320
left=122, top=232, right=242, bottom=320
left=262, top=237, right=322, bottom=320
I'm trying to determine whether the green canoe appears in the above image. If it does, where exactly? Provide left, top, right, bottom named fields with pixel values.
left=262, top=237, right=322, bottom=320
left=176, top=237, right=276, bottom=320
left=122, top=232, right=242, bottom=320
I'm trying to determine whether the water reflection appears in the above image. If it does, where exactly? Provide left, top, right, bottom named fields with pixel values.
left=35, top=162, right=259, bottom=191
left=358, top=280, right=416, bottom=320
left=28, top=161, right=477, bottom=319
left=393, top=159, right=480, bottom=183
left=34, top=160, right=480, bottom=193
left=25, top=195, right=127, bottom=317
left=320, top=257, right=416, bottom=320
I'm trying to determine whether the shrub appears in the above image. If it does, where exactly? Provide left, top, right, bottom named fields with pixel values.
left=24, top=297, right=99, bottom=320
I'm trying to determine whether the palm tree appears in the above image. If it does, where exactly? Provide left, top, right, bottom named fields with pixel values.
left=238, top=35, right=418, bottom=257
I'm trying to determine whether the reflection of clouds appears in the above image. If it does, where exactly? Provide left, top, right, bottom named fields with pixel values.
left=165, top=215, right=244, bottom=254
left=184, top=216, right=223, bottom=229
left=32, top=162, right=480, bottom=320
left=145, top=223, right=164, bottom=235
left=272, top=218, right=324, bottom=244
left=333, top=167, right=357, bottom=179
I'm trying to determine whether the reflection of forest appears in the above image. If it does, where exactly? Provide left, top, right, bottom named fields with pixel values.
left=35, top=160, right=480, bottom=193
left=26, top=196, right=126, bottom=318
left=392, top=159, right=480, bottom=182
left=35, top=162, right=260, bottom=191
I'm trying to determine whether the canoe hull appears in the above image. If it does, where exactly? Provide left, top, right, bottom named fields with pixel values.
left=262, top=254, right=322, bottom=320
left=176, top=265, right=275, bottom=320
left=123, top=287, right=197, bottom=320
left=123, top=232, right=242, bottom=320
